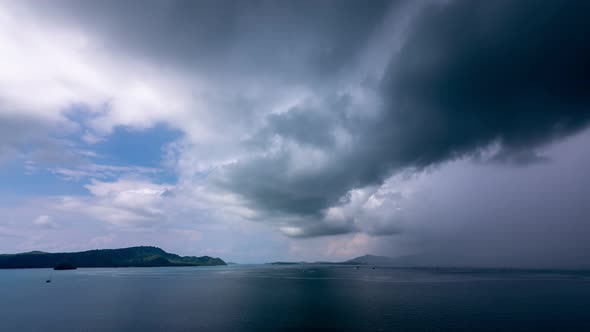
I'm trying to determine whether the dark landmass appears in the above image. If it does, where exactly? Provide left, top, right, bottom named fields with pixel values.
left=266, top=261, right=345, bottom=265
left=267, top=255, right=590, bottom=272
left=345, top=254, right=401, bottom=266
left=268, top=262, right=306, bottom=265
left=0, top=246, right=226, bottom=269
left=267, top=254, right=405, bottom=266
left=53, top=263, right=77, bottom=270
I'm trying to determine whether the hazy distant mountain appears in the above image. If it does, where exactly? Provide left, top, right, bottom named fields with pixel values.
left=345, top=254, right=399, bottom=266
left=266, top=255, right=415, bottom=266
left=345, top=254, right=430, bottom=266
left=0, top=246, right=226, bottom=269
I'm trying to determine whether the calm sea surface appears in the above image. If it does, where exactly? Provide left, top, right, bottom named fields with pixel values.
left=1, top=265, right=590, bottom=331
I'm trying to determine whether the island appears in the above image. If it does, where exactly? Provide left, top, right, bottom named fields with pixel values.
left=266, top=254, right=406, bottom=266
left=0, top=246, right=226, bottom=269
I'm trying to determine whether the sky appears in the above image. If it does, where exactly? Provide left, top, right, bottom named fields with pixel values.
left=1, top=0, right=589, bottom=267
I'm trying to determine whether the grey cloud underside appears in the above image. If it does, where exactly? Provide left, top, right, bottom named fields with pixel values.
left=380, top=0, right=590, bottom=167
left=0, top=114, right=62, bottom=163
left=216, top=0, right=590, bottom=233
left=28, top=0, right=394, bottom=84
left=0, top=115, right=39, bottom=159
left=18, top=0, right=397, bottom=146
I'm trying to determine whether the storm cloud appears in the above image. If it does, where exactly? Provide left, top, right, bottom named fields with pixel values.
left=215, top=0, right=590, bottom=235
left=380, top=0, right=590, bottom=165
left=21, top=0, right=393, bottom=83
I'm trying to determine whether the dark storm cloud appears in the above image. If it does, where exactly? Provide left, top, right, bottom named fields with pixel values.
left=217, top=0, right=590, bottom=236
left=379, top=0, right=590, bottom=167
left=217, top=94, right=365, bottom=220
left=24, top=0, right=394, bottom=83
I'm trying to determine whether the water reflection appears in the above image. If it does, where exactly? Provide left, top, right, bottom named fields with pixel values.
left=1, top=266, right=590, bottom=331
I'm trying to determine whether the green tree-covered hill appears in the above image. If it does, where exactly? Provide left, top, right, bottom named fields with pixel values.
left=0, top=246, right=226, bottom=269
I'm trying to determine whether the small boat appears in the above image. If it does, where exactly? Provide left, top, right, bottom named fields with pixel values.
left=53, top=262, right=76, bottom=270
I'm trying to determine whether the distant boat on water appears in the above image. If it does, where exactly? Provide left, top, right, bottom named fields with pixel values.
left=54, top=263, right=77, bottom=270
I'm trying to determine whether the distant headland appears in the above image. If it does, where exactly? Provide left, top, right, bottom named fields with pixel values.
left=0, top=246, right=226, bottom=269
left=267, top=254, right=402, bottom=266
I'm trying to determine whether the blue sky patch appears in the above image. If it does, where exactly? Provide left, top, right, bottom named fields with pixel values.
left=91, top=123, right=182, bottom=168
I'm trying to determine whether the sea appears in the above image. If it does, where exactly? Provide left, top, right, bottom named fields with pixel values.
left=1, top=265, right=590, bottom=331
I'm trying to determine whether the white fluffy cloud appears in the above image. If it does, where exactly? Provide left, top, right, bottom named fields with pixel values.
left=32, top=215, right=59, bottom=229
left=54, top=179, right=171, bottom=227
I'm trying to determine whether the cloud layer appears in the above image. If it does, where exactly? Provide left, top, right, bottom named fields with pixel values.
left=213, top=0, right=590, bottom=236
